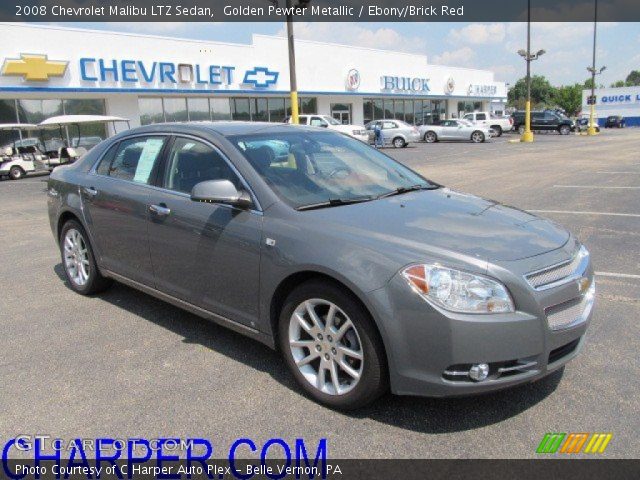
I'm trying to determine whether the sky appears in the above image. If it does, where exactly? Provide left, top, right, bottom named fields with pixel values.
left=44, top=21, right=640, bottom=87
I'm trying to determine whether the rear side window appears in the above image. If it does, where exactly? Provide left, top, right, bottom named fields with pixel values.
left=101, top=136, right=166, bottom=184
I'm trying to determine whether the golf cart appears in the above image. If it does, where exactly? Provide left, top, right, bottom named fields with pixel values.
left=0, top=123, right=56, bottom=180
left=38, top=115, right=130, bottom=165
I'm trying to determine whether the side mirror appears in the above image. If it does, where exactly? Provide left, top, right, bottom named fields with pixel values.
left=190, top=179, right=252, bottom=209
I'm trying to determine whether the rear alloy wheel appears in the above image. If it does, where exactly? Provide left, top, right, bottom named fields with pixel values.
left=9, top=166, right=25, bottom=180
left=60, top=220, right=112, bottom=295
left=392, top=137, right=406, bottom=148
left=279, top=281, right=387, bottom=410
left=559, top=125, right=571, bottom=135
left=424, top=131, right=437, bottom=143
left=491, top=125, right=503, bottom=137
left=471, top=131, right=485, bottom=143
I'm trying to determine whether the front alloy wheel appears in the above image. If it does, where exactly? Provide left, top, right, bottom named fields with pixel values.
left=424, top=131, right=437, bottom=143
left=471, top=131, right=485, bottom=143
left=289, top=299, right=364, bottom=396
left=392, top=137, right=406, bottom=148
left=279, top=281, right=387, bottom=409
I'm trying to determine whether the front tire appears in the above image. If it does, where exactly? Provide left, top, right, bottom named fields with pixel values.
left=424, top=131, right=437, bottom=143
left=559, top=125, right=571, bottom=135
left=278, top=280, right=387, bottom=410
left=9, top=166, right=25, bottom=180
left=518, top=125, right=525, bottom=135
left=471, top=131, right=485, bottom=143
left=392, top=137, right=406, bottom=148
left=60, top=220, right=112, bottom=295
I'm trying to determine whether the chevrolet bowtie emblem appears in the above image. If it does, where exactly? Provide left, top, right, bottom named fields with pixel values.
left=1, top=54, right=68, bottom=81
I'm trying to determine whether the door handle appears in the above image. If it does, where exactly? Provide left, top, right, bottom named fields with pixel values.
left=149, top=204, right=171, bottom=217
left=83, top=186, right=98, bottom=197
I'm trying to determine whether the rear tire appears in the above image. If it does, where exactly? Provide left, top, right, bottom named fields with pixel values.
left=491, top=125, right=503, bottom=137
left=392, top=137, right=406, bottom=148
left=60, top=220, right=112, bottom=295
left=471, top=131, right=485, bottom=143
left=518, top=125, right=525, bottom=135
left=278, top=280, right=387, bottom=410
left=559, top=125, right=571, bottom=135
left=424, top=131, right=437, bottom=143
left=9, top=166, right=25, bottom=180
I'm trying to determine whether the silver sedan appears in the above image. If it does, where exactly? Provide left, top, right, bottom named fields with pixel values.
left=419, top=119, right=492, bottom=143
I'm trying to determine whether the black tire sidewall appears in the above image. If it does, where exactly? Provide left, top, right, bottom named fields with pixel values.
left=278, top=281, right=387, bottom=410
left=59, top=220, right=103, bottom=295
left=9, top=167, right=24, bottom=180
left=392, top=137, right=405, bottom=148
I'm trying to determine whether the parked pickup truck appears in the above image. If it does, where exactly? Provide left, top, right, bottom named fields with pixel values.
left=461, top=111, right=513, bottom=137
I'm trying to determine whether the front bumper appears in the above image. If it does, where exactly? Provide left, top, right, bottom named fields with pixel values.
left=366, top=244, right=594, bottom=397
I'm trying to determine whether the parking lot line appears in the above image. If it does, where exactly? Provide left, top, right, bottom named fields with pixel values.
left=528, top=209, right=640, bottom=218
left=553, top=185, right=640, bottom=189
left=597, top=171, right=640, bottom=174
left=596, top=272, right=640, bottom=280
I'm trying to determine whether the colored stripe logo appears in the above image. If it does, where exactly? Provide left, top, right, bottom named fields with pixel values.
left=537, top=433, right=612, bottom=454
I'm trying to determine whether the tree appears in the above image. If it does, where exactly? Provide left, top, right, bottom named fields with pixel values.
left=610, top=80, right=626, bottom=88
left=553, top=84, right=583, bottom=116
left=507, top=75, right=556, bottom=109
left=625, top=70, right=640, bottom=86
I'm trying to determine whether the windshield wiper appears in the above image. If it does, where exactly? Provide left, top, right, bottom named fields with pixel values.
left=296, top=196, right=374, bottom=211
left=376, top=184, right=439, bottom=199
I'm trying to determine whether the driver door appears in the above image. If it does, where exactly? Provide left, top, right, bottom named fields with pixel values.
left=146, top=136, right=263, bottom=328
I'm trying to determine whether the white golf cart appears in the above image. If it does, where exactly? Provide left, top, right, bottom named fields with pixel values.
left=38, top=115, right=130, bottom=166
left=0, top=123, right=56, bottom=180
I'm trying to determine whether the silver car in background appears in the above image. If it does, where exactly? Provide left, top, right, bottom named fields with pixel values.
left=419, top=119, right=493, bottom=143
left=365, top=119, right=421, bottom=148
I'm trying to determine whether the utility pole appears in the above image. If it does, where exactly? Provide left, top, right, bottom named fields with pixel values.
left=587, top=0, right=605, bottom=136
left=286, top=0, right=299, bottom=124
left=517, top=0, right=545, bottom=143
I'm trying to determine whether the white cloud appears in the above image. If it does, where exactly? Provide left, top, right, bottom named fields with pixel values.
left=432, top=47, right=476, bottom=66
left=275, top=23, right=426, bottom=54
left=448, top=23, right=507, bottom=45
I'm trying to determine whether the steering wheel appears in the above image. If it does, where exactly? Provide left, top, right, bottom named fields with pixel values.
left=327, top=166, right=351, bottom=179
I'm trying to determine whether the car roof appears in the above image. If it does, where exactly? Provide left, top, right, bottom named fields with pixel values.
left=120, top=121, right=326, bottom=137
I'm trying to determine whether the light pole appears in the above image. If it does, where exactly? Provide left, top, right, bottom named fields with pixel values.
left=587, top=0, right=605, bottom=136
left=517, top=0, right=545, bottom=143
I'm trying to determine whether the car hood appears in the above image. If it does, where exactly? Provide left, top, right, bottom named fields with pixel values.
left=303, top=188, right=569, bottom=262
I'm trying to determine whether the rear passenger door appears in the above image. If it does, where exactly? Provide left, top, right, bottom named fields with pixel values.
left=82, top=135, right=167, bottom=286
left=146, top=135, right=262, bottom=327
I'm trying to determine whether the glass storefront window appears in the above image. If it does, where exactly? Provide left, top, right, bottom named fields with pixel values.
left=363, top=99, right=374, bottom=124
left=163, top=97, right=188, bottom=122
left=0, top=100, right=18, bottom=146
left=394, top=100, right=404, bottom=121
left=187, top=98, right=210, bottom=121
left=268, top=97, right=286, bottom=123
left=373, top=99, right=383, bottom=122
left=17, top=99, right=63, bottom=124
left=139, top=98, right=164, bottom=125
left=210, top=98, right=231, bottom=120
left=232, top=98, right=251, bottom=121
left=253, top=98, right=268, bottom=122
left=405, top=101, right=415, bottom=125
left=300, top=97, right=317, bottom=115
left=63, top=99, right=107, bottom=140
left=383, top=100, right=393, bottom=119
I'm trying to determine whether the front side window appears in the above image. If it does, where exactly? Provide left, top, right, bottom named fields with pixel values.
left=231, top=131, right=433, bottom=209
left=476, top=113, right=487, bottom=120
left=103, top=136, right=166, bottom=184
left=164, top=137, right=241, bottom=194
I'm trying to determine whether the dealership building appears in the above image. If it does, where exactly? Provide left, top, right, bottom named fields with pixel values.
left=0, top=23, right=507, bottom=143
left=582, top=86, right=640, bottom=127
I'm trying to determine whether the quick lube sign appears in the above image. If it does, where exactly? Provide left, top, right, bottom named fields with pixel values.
left=600, top=93, right=640, bottom=104
left=78, top=58, right=280, bottom=89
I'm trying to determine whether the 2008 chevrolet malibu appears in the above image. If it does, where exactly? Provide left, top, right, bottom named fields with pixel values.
left=47, top=122, right=594, bottom=410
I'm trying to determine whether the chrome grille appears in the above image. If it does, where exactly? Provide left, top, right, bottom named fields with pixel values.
left=525, top=248, right=586, bottom=290
left=545, top=293, right=592, bottom=330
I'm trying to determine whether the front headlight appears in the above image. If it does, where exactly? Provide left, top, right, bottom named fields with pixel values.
left=401, top=264, right=515, bottom=314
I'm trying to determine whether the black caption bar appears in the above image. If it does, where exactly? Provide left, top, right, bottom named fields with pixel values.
left=1, top=0, right=640, bottom=22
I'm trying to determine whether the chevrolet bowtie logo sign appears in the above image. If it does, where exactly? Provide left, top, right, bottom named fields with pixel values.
left=1, top=54, right=68, bottom=81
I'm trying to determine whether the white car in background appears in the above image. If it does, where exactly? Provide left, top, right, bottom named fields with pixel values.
left=419, top=119, right=492, bottom=143
left=285, top=115, right=370, bottom=143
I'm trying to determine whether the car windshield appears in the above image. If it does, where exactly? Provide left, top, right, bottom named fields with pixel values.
left=322, top=116, right=342, bottom=125
left=231, top=130, right=435, bottom=209
left=458, top=120, right=473, bottom=127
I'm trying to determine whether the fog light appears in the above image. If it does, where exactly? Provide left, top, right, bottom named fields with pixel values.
left=469, top=363, right=489, bottom=381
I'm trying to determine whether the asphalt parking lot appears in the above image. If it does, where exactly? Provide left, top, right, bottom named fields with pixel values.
left=1, top=128, right=638, bottom=459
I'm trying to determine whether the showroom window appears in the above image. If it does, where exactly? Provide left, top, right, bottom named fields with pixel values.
left=364, top=98, right=447, bottom=125
left=457, top=101, right=483, bottom=117
left=163, top=97, right=188, bottom=122
left=0, top=98, right=107, bottom=147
